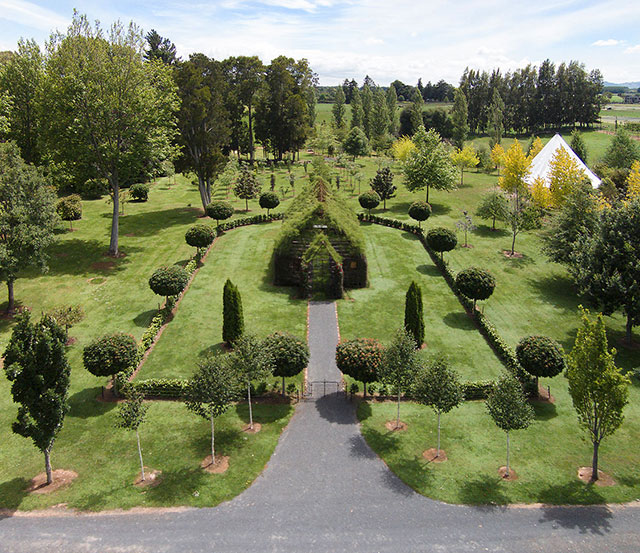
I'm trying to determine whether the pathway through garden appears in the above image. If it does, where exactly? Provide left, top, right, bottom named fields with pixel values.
left=0, top=301, right=637, bottom=552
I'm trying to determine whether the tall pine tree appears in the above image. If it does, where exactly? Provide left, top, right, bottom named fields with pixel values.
left=404, top=281, right=424, bottom=348
left=222, top=279, right=244, bottom=346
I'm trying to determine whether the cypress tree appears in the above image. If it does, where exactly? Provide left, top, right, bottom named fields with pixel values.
left=222, top=279, right=244, bottom=346
left=404, top=281, right=424, bottom=348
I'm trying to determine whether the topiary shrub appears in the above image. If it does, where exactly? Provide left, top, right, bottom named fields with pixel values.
left=426, top=227, right=457, bottom=261
left=185, top=224, right=215, bottom=262
left=83, top=333, right=138, bottom=384
left=404, top=281, right=424, bottom=348
left=259, top=191, right=280, bottom=215
left=516, top=335, right=566, bottom=392
left=222, top=279, right=244, bottom=346
left=205, top=201, right=234, bottom=228
left=129, top=183, right=150, bottom=202
left=455, top=267, right=496, bottom=311
left=149, top=265, right=189, bottom=306
left=408, top=200, right=432, bottom=229
left=336, top=338, right=383, bottom=397
left=358, top=191, right=381, bottom=215
left=263, top=331, right=309, bottom=395
left=56, top=194, right=82, bottom=230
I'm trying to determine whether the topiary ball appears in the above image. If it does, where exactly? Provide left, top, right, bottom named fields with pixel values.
left=205, top=201, right=234, bottom=223
left=83, top=333, right=138, bottom=377
left=185, top=224, right=216, bottom=249
left=455, top=267, right=496, bottom=305
left=259, top=191, right=280, bottom=212
left=129, top=183, right=150, bottom=202
left=426, top=227, right=457, bottom=255
left=262, top=331, right=309, bottom=379
left=358, top=191, right=381, bottom=212
left=516, top=335, right=566, bottom=379
left=149, top=265, right=190, bottom=299
left=408, top=200, right=432, bottom=223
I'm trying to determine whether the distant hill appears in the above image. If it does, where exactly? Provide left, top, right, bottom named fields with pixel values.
left=604, top=81, right=640, bottom=89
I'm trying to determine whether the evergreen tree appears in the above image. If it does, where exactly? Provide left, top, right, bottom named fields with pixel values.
left=385, top=86, right=398, bottom=134
left=370, top=87, right=391, bottom=149
left=332, top=86, right=346, bottom=129
left=603, top=128, right=640, bottom=170
left=451, top=89, right=469, bottom=150
left=234, top=165, right=261, bottom=211
left=370, top=167, right=396, bottom=209
left=404, top=281, right=424, bottom=348
left=361, top=84, right=373, bottom=138
left=488, top=89, right=505, bottom=147
left=223, top=279, right=244, bottom=346
left=3, top=313, right=70, bottom=485
left=350, top=87, right=364, bottom=129
left=570, top=130, right=588, bottom=164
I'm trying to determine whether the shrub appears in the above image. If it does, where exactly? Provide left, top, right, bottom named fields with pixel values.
left=185, top=224, right=215, bottom=261
left=149, top=265, right=189, bottom=305
left=129, top=183, right=150, bottom=202
left=83, top=333, right=138, bottom=380
left=358, top=191, right=381, bottom=215
left=205, top=201, right=234, bottom=227
left=404, top=281, right=424, bottom=348
left=349, top=382, right=359, bottom=397
left=336, top=338, right=383, bottom=397
left=263, top=331, right=309, bottom=395
left=455, top=267, right=496, bottom=310
left=516, top=335, right=566, bottom=390
left=259, top=191, right=280, bottom=215
left=426, top=227, right=457, bottom=261
left=408, top=201, right=432, bottom=228
left=56, top=194, right=82, bottom=229
left=222, top=279, right=244, bottom=346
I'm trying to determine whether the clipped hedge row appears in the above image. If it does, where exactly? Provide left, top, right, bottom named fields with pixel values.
left=126, top=378, right=190, bottom=399
left=216, top=213, right=282, bottom=235
left=361, top=214, right=537, bottom=395
left=461, top=380, right=495, bottom=400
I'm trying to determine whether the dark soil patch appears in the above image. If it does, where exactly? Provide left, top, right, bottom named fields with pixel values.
left=134, top=469, right=163, bottom=488
left=503, top=250, right=523, bottom=259
left=124, top=233, right=136, bottom=237
left=65, top=337, right=77, bottom=346
left=0, top=305, right=30, bottom=320
left=423, top=448, right=448, bottom=463
left=90, top=261, right=116, bottom=271
left=461, top=244, right=474, bottom=249
left=242, top=423, right=262, bottom=434
left=27, top=470, right=78, bottom=494
left=385, top=420, right=408, bottom=432
left=532, top=384, right=555, bottom=404
left=54, top=252, right=69, bottom=258
left=617, top=338, right=640, bottom=350
left=200, top=455, right=230, bottom=474
left=578, top=467, right=616, bottom=486
left=498, top=466, right=518, bottom=481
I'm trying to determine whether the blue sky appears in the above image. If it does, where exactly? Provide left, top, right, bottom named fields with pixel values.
left=0, top=0, right=639, bottom=85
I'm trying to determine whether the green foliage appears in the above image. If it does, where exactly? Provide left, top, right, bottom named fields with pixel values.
left=476, top=191, right=509, bottom=230
left=402, top=126, right=457, bottom=203
left=185, top=354, right=242, bottom=420
left=205, top=200, right=234, bottom=226
left=262, top=331, right=309, bottom=381
left=332, top=85, right=346, bottom=128
left=516, top=335, right=566, bottom=381
left=567, top=308, right=630, bottom=481
left=451, top=89, right=469, bottom=149
left=358, top=190, right=380, bottom=214
left=486, top=374, right=534, bottom=432
left=47, top=304, right=85, bottom=339
left=426, top=227, right=457, bottom=260
left=571, top=199, right=640, bottom=342
left=455, top=267, right=496, bottom=309
left=115, top=388, right=148, bottom=432
left=3, top=312, right=70, bottom=483
left=603, top=128, right=640, bottom=169
left=570, top=130, right=588, bottom=164
left=370, top=167, right=396, bottom=209
left=343, top=126, right=370, bottom=160
left=335, top=338, right=383, bottom=393
left=129, top=183, right=150, bottom=202
left=234, top=165, right=261, bottom=210
left=259, top=191, right=280, bottom=214
left=185, top=224, right=215, bottom=255
left=56, top=194, right=83, bottom=226
left=408, top=200, right=432, bottom=228
left=412, top=358, right=463, bottom=414
left=149, top=265, right=189, bottom=301
left=83, top=333, right=138, bottom=379
left=222, top=279, right=244, bottom=346
left=404, top=281, right=424, bottom=348
left=488, top=88, right=505, bottom=147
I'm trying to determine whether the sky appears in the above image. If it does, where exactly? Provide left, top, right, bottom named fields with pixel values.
left=0, top=0, right=639, bottom=86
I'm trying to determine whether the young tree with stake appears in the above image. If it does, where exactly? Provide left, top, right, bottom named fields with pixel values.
left=116, top=388, right=149, bottom=481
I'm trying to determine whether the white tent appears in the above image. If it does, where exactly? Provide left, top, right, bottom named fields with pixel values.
left=525, top=133, right=601, bottom=189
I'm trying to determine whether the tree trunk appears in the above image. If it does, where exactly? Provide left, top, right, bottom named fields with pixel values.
left=511, top=230, right=517, bottom=256
left=426, top=186, right=430, bottom=203
left=247, top=381, right=253, bottom=430
left=245, top=198, right=249, bottom=211
left=282, top=376, right=285, bottom=396
left=248, top=104, right=255, bottom=163
left=626, top=314, right=633, bottom=344
left=505, top=431, right=510, bottom=477
left=436, top=411, right=441, bottom=457
left=591, top=439, right=600, bottom=482
left=198, top=175, right=210, bottom=211
left=363, top=381, right=367, bottom=398
left=6, top=278, right=15, bottom=313
left=109, top=182, right=120, bottom=256
left=492, top=215, right=496, bottom=231
left=44, top=447, right=53, bottom=485
left=460, top=169, right=464, bottom=186
left=210, top=415, right=215, bottom=463
left=396, top=390, right=401, bottom=429
left=136, top=429, right=145, bottom=481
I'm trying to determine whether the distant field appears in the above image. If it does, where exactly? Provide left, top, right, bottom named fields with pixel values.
left=600, top=103, right=640, bottom=122
left=314, top=101, right=452, bottom=126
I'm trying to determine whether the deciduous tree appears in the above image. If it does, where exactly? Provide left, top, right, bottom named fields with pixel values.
left=343, top=126, right=369, bottom=160
left=263, top=331, right=309, bottom=395
left=116, top=388, right=149, bottom=481
left=450, top=145, right=479, bottom=186
left=476, top=191, right=508, bottom=230
left=335, top=338, right=383, bottom=397
left=370, top=167, right=396, bottom=209
left=234, top=165, right=261, bottom=211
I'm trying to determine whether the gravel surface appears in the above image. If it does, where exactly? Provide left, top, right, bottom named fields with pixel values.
left=1, top=301, right=637, bottom=552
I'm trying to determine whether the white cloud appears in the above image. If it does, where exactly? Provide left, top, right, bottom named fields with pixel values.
left=592, top=39, right=621, bottom=47
left=624, top=45, right=640, bottom=54
left=0, top=0, right=68, bottom=32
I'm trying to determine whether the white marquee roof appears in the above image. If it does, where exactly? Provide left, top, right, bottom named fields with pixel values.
left=525, top=133, right=601, bottom=189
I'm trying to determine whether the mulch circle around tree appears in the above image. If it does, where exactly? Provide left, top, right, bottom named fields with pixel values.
left=65, top=337, right=77, bottom=346
left=242, top=423, right=262, bottom=434
left=27, top=470, right=78, bottom=494
left=578, top=467, right=616, bottom=486
left=422, top=448, right=448, bottom=463
left=87, top=276, right=107, bottom=285
left=502, top=250, right=523, bottom=259
left=498, top=466, right=518, bottom=481
left=134, top=469, right=163, bottom=488
left=385, top=420, right=408, bottom=432
left=532, top=384, right=555, bottom=404
left=104, top=251, right=127, bottom=259
left=200, top=455, right=230, bottom=474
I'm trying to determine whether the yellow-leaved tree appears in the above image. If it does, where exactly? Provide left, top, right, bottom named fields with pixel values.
left=490, top=143, right=505, bottom=176
left=450, top=145, right=479, bottom=186
left=391, top=136, right=416, bottom=161
left=499, top=140, right=530, bottom=203
left=530, top=177, right=552, bottom=208
left=528, top=137, right=544, bottom=161
left=548, top=148, right=586, bottom=207
left=626, top=160, right=640, bottom=200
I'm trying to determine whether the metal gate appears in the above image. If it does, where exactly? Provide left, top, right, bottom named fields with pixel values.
left=303, top=380, right=344, bottom=400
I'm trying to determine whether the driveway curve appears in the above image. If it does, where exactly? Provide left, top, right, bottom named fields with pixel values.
left=0, top=301, right=637, bottom=552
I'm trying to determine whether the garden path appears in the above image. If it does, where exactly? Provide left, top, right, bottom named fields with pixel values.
left=0, top=301, right=637, bottom=552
